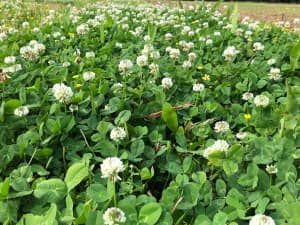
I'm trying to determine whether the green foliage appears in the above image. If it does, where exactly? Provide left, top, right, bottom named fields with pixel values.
left=1, top=1, right=300, bottom=224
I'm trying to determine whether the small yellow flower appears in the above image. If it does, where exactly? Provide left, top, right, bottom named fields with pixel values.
left=68, top=32, right=75, bottom=37
left=191, top=21, right=197, bottom=24
left=72, top=75, right=79, bottom=79
left=75, top=83, right=82, bottom=88
left=244, top=113, right=251, bottom=120
left=202, top=74, right=210, bottom=81
left=197, top=65, right=203, bottom=70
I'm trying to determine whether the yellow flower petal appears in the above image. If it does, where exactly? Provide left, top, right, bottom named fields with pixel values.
left=244, top=113, right=251, bottom=120
left=72, top=75, right=79, bottom=79
left=75, top=83, right=82, bottom=88
left=202, top=74, right=210, bottom=81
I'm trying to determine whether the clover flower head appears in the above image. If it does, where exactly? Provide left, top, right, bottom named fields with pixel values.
left=52, top=83, right=73, bottom=104
left=110, top=127, right=126, bottom=142
left=14, top=106, right=29, bottom=117
left=214, top=121, right=230, bottom=133
left=249, top=214, right=276, bottom=225
left=101, top=157, right=125, bottom=182
left=103, top=207, right=126, bottom=225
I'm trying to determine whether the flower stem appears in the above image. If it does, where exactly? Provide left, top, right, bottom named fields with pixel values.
left=113, top=181, right=117, bottom=207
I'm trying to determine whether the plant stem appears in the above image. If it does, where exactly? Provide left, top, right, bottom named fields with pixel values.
left=113, top=181, right=117, bottom=207
left=27, top=148, right=38, bottom=166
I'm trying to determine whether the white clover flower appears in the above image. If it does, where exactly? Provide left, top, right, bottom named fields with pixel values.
left=188, top=52, right=197, bottom=62
left=22, top=22, right=30, bottom=29
left=52, top=83, right=73, bottom=104
left=69, top=104, right=78, bottom=112
left=76, top=23, right=89, bottom=35
left=267, top=58, right=276, bottom=65
left=236, top=28, right=244, bottom=36
left=101, top=157, right=125, bottom=182
left=284, top=21, right=290, bottom=28
left=249, top=214, right=276, bottom=225
left=141, top=44, right=154, bottom=56
left=203, top=22, right=209, bottom=28
left=253, top=42, right=264, bottom=51
left=144, top=35, right=151, bottom=42
left=14, top=106, right=29, bottom=117
left=118, top=59, right=133, bottom=75
left=48, top=60, right=55, bottom=65
left=268, top=68, right=281, bottom=80
left=103, top=207, right=126, bottom=225
left=83, top=71, right=95, bottom=81
left=121, top=24, right=129, bottom=30
left=150, top=51, right=160, bottom=60
left=115, top=42, right=123, bottom=48
left=62, top=61, right=71, bottom=67
left=110, top=127, right=126, bottom=142
left=33, top=42, right=46, bottom=55
left=242, top=92, right=254, bottom=101
left=236, top=132, right=247, bottom=140
left=52, top=32, right=61, bottom=38
left=85, top=51, right=95, bottom=58
left=245, top=30, right=253, bottom=39
left=193, top=83, right=205, bottom=92
left=169, top=48, right=180, bottom=59
left=136, top=55, right=148, bottom=67
left=4, top=56, right=16, bottom=64
left=165, top=33, right=173, bottom=41
left=206, top=39, right=213, bottom=45
left=266, top=165, right=278, bottom=174
left=293, top=18, right=300, bottom=24
left=149, top=63, right=159, bottom=74
left=214, top=121, right=230, bottom=133
left=20, top=41, right=45, bottom=61
left=223, top=46, right=239, bottom=61
left=0, top=32, right=8, bottom=42
left=204, top=140, right=229, bottom=159
left=32, top=27, right=40, bottom=33
left=111, top=83, right=123, bottom=94
left=2, top=64, right=22, bottom=73
left=161, top=77, right=173, bottom=89
left=254, top=94, right=270, bottom=107
left=182, top=60, right=192, bottom=69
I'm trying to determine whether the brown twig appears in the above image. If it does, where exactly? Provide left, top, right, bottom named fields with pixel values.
left=141, top=103, right=193, bottom=119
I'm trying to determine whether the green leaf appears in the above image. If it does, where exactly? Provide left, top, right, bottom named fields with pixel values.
left=34, top=178, right=67, bottom=203
left=0, top=177, right=10, bottom=200
left=64, top=162, right=89, bottom=192
left=226, top=144, right=243, bottom=163
left=139, top=202, right=162, bottom=225
left=140, top=167, right=154, bottom=181
left=86, top=184, right=112, bottom=202
left=175, top=127, right=187, bottom=148
left=216, top=179, right=226, bottom=197
left=0, top=101, right=4, bottom=122
left=230, top=4, right=239, bottom=33
left=255, top=197, right=270, bottom=214
left=100, top=24, right=105, bottom=44
left=194, top=215, right=212, bottom=225
left=129, top=139, right=144, bottom=160
left=148, top=23, right=157, bottom=42
left=114, top=110, right=131, bottom=125
left=4, top=99, right=21, bottom=114
left=213, top=211, right=227, bottom=225
left=182, top=156, right=193, bottom=173
left=17, top=204, right=57, bottom=225
left=290, top=39, right=300, bottom=71
left=177, top=183, right=200, bottom=210
left=162, top=103, right=178, bottom=133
